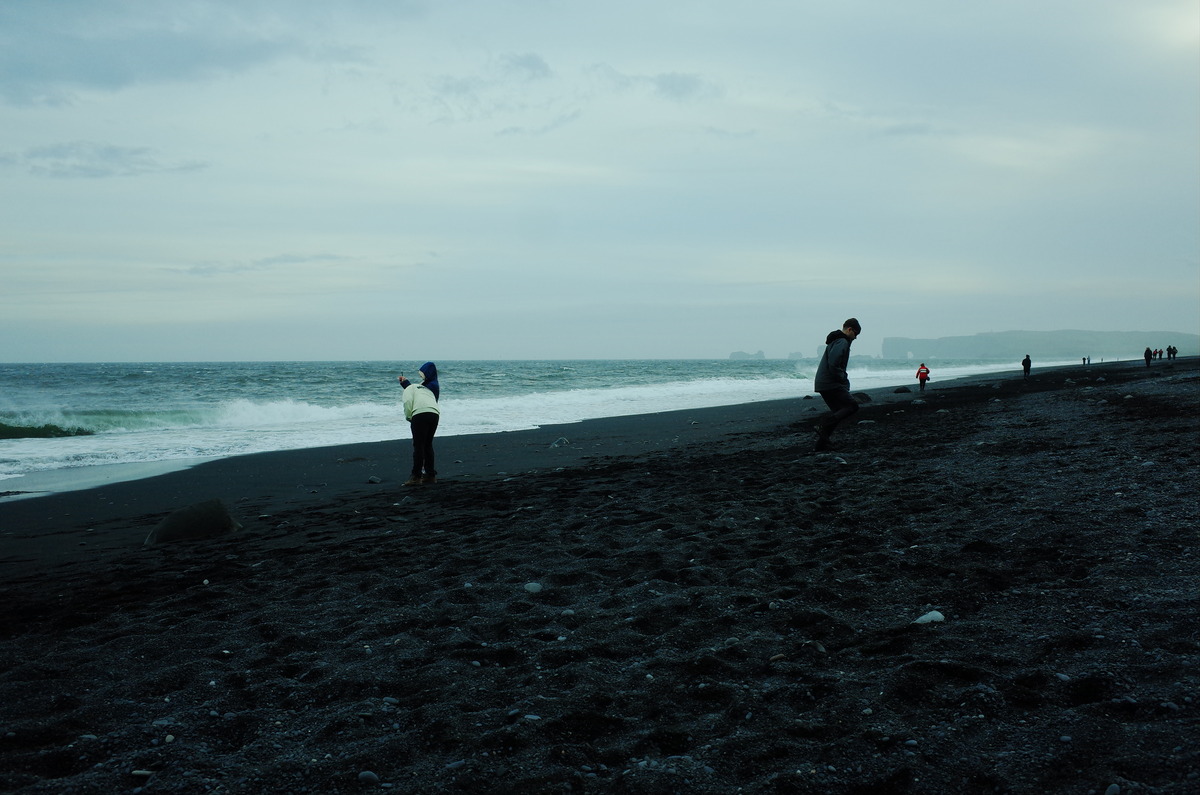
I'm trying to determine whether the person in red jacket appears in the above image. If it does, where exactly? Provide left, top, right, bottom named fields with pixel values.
left=915, top=363, right=930, bottom=392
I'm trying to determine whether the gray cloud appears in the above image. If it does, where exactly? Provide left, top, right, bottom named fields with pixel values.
left=181, top=253, right=352, bottom=277
left=500, top=53, right=553, bottom=81
left=254, top=253, right=352, bottom=268
left=17, top=142, right=207, bottom=179
left=649, top=72, right=715, bottom=102
left=496, top=110, right=582, bottom=137
left=423, top=54, right=565, bottom=124
left=587, top=64, right=719, bottom=102
left=0, top=3, right=357, bottom=106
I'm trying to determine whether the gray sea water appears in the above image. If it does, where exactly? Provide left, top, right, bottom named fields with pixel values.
left=0, top=358, right=1068, bottom=484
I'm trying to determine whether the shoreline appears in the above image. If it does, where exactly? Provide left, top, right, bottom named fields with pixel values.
left=0, top=357, right=1173, bottom=504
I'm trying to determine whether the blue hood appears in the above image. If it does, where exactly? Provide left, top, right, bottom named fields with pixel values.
left=419, top=362, right=440, bottom=400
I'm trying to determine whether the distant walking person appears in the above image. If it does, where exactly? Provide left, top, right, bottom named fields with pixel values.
left=1022, top=355, right=1032, bottom=379
left=398, top=362, right=441, bottom=485
left=915, top=363, right=930, bottom=392
left=1144, top=347, right=1153, bottom=367
left=813, top=318, right=862, bottom=452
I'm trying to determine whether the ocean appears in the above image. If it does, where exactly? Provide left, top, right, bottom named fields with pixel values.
left=0, top=358, right=1070, bottom=488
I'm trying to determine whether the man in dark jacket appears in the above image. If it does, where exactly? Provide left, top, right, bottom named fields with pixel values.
left=813, top=318, right=862, bottom=452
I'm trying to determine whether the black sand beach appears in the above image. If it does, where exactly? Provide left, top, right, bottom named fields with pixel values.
left=1, top=359, right=1197, bottom=793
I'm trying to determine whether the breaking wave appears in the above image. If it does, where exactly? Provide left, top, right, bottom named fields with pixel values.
left=0, top=422, right=95, bottom=440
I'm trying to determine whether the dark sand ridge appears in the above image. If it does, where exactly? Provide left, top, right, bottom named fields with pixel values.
left=0, top=358, right=1196, bottom=793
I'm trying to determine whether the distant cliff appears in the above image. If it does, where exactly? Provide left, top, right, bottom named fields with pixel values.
left=881, top=330, right=1199, bottom=360
left=729, top=350, right=765, bottom=360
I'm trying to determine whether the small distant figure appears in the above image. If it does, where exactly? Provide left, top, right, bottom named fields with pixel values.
left=1021, top=355, right=1032, bottom=379
left=1082, top=357, right=1086, bottom=365
left=1144, top=347, right=1153, bottom=367
left=1087, top=356, right=1091, bottom=365
left=398, top=362, right=441, bottom=486
left=813, top=317, right=862, bottom=452
left=915, top=363, right=930, bottom=392
left=1168, top=345, right=1178, bottom=360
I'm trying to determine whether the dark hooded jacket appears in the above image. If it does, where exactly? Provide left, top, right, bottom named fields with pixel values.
left=814, top=330, right=853, bottom=392
left=418, top=362, right=440, bottom=400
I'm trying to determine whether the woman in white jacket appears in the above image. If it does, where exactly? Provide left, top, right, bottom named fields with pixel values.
left=398, top=362, right=440, bottom=485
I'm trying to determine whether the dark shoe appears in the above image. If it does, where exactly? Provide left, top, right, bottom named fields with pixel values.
left=403, top=477, right=424, bottom=486
left=814, top=433, right=833, bottom=452
left=422, top=476, right=437, bottom=485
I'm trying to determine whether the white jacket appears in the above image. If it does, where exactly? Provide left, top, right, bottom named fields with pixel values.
left=402, top=384, right=440, bottom=421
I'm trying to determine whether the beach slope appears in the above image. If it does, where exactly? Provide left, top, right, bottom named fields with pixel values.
left=1, top=359, right=1197, bottom=793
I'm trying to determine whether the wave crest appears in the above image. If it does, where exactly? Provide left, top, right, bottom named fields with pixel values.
left=0, top=422, right=95, bottom=440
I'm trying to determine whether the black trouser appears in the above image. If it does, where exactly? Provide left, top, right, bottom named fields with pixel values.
left=410, top=412, right=439, bottom=477
left=818, top=389, right=859, bottom=437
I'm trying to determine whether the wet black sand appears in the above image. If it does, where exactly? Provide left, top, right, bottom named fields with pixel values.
left=1, top=359, right=1197, bottom=793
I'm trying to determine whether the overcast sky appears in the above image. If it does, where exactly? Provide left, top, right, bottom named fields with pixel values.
left=2, top=1, right=1197, bottom=361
